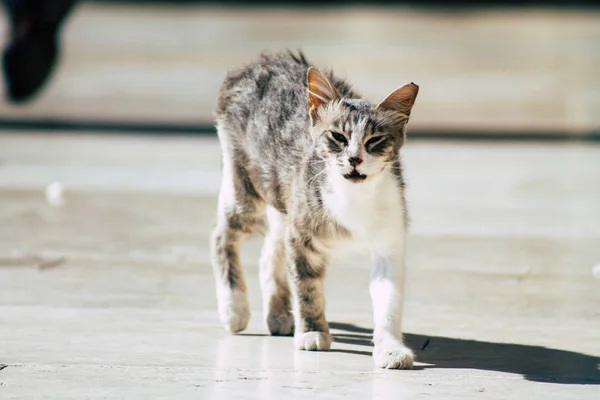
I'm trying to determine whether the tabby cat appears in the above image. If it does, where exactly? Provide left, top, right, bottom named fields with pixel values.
left=211, top=51, right=418, bottom=369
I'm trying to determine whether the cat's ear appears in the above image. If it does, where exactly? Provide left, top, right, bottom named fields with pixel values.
left=376, top=82, right=419, bottom=120
left=307, top=67, right=339, bottom=123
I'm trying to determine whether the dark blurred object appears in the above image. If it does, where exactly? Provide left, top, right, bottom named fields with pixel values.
left=93, top=0, right=600, bottom=7
left=2, top=0, right=79, bottom=104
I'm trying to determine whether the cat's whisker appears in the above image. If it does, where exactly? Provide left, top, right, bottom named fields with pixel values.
left=307, top=168, right=327, bottom=186
left=308, top=162, right=328, bottom=168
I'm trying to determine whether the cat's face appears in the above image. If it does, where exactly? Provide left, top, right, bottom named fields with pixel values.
left=311, top=100, right=405, bottom=183
left=307, top=67, right=418, bottom=183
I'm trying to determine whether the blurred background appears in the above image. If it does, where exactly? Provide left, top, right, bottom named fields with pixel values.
left=1, top=2, right=600, bottom=396
left=0, top=0, right=598, bottom=139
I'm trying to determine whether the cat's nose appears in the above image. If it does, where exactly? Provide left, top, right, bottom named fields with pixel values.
left=348, top=157, right=363, bottom=167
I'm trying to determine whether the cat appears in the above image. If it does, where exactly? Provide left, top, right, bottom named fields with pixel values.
left=211, top=50, right=419, bottom=369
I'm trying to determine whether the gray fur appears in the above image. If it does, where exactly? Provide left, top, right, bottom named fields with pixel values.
left=211, top=50, right=417, bottom=361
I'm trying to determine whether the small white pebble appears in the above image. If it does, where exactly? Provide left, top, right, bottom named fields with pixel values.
left=592, top=263, right=600, bottom=279
left=45, top=181, right=64, bottom=207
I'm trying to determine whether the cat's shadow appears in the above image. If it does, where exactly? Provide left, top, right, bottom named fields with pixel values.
left=329, top=322, right=600, bottom=385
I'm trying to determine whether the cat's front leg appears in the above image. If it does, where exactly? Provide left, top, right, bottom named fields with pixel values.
left=287, top=229, right=331, bottom=351
left=370, top=242, right=414, bottom=369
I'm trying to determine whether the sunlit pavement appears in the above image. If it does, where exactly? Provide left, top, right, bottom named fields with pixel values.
left=0, top=133, right=599, bottom=399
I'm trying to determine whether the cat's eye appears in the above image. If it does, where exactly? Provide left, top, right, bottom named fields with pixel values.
left=365, top=136, right=391, bottom=154
left=330, top=131, right=348, bottom=145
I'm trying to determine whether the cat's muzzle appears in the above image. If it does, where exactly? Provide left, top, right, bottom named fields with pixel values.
left=343, top=169, right=367, bottom=183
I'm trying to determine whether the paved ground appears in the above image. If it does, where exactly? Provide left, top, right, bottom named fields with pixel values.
left=0, top=3, right=599, bottom=135
left=0, top=133, right=599, bottom=399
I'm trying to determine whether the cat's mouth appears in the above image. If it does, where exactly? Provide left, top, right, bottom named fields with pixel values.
left=343, top=170, right=367, bottom=183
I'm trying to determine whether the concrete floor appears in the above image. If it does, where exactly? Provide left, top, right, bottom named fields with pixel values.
left=0, top=133, right=599, bottom=399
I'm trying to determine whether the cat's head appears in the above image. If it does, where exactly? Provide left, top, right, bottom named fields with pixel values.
left=307, top=67, right=418, bottom=183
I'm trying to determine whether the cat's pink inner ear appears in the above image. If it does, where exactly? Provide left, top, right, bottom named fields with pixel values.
left=376, top=83, right=419, bottom=117
left=307, top=67, right=339, bottom=121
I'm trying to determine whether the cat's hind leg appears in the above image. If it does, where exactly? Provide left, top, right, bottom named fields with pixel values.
left=211, top=132, right=265, bottom=333
left=259, top=206, right=294, bottom=336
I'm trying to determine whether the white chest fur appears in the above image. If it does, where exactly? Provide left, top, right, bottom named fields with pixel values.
left=323, top=170, right=406, bottom=249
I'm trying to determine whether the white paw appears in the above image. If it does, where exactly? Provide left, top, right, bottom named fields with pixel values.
left=217, top=288, right=250, bottom=333
left=373, top=344, right=414, bottom=369
left=266, top=313, right=294, bottom=336
left=294, top=331, right=332, bottom=351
